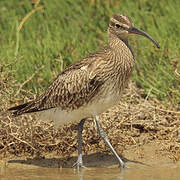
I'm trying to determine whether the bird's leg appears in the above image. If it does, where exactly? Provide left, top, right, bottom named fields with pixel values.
left=73, top=118, right=86, bottom=170
left=94, top=115, right=127, bottom=169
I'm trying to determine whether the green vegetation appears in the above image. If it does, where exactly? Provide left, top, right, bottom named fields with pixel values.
left=0, top=0, right=179, bottom=105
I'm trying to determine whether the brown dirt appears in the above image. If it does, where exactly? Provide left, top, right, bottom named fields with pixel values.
left=0, top=79, right=180, bottom=169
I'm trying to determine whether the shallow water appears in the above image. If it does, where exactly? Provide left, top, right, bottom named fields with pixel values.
left=1, top=164, right=180, bottom=180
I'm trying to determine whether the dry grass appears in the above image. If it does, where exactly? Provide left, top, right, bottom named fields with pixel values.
left=0, top=66, right=179, bottom=162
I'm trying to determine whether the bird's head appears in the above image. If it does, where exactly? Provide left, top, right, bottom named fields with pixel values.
left=108, top=14, right=160, bottom=48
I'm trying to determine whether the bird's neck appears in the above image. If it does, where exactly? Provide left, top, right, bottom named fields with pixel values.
left=107, top=32, right=135, bottom=94
left=108, top=32, right=134, bottom=58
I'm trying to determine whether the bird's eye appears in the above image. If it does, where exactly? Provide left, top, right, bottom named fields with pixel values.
left=115, top=24, right=121, bottom=28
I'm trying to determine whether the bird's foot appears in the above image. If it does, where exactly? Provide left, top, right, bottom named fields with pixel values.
left=119, top=162, right=128, bottom=170
left=72, top=160, right=86, bottom=171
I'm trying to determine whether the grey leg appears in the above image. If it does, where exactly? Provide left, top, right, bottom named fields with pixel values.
left=94, top=115, right=127, bottom=169
left=73, top=118, right=86, bottom=170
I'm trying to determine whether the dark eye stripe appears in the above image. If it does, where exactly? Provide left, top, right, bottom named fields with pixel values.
left=110, top=21, right=126, bottom=30
left=115, top=24, right=121, bottom=28
left=115, top=24, right=126, bottom=30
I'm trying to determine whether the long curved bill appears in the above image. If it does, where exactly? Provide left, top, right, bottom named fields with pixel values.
left=128, top=27, right=160, bottom=48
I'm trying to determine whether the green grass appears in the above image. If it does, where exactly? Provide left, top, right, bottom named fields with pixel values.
left=0, top=0, right=179, bottom=105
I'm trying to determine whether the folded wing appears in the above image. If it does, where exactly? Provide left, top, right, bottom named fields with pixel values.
left=8, top=57, right=105, bottom=116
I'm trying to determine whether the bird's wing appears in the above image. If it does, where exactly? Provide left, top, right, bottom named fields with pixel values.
left=8, top=55, right=106, bottom=116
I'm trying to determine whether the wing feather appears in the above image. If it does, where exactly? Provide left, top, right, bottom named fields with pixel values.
left=8, top=55, right=106, bottom=116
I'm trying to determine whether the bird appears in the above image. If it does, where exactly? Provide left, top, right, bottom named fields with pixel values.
left=8, top=14, right=160, bottom=170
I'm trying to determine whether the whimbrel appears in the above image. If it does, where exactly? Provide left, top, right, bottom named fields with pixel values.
left=8, top=14, right=160, bottom=169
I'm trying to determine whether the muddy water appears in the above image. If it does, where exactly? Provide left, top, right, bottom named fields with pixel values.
left=1, top=164, right=180, bottom=180
left=1, top=142, right=180, bottom=180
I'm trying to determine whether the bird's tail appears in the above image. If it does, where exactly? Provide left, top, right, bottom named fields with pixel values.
left=8, top=101, right=36, bottom=116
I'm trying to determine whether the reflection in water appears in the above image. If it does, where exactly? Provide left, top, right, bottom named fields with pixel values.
left=76, top=168, right=124, bottom=180
left=1, top=164, right=180, bottom=180
left=0, top=167, right=124, bottom=180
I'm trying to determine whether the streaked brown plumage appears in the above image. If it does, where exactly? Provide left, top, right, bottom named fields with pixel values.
left=8, top=14, right=160, bottom=169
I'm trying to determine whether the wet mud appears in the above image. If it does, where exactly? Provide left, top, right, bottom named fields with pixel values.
left=1, top=141, right=180, bottom=180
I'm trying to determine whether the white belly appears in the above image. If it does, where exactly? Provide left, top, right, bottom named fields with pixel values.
left=38, top=93, right=120, bottom=128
